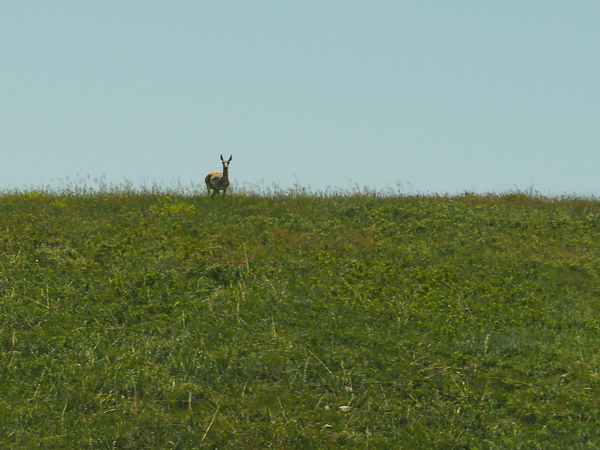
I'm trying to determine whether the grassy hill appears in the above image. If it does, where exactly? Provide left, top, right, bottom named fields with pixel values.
left=1, top=189, right=600, bottom=448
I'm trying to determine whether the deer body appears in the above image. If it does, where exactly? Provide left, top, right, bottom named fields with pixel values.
left=205, top=155, right=232, bottom=197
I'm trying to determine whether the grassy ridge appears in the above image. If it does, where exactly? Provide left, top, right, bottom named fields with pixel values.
left=1, top=191, right=600, bottom=448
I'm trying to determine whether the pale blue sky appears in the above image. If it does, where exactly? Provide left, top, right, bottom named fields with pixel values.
left=2, top=2, right=599, bottom=195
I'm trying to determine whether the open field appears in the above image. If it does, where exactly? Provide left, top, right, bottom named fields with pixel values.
left=1, top=188, right=600, bottom=448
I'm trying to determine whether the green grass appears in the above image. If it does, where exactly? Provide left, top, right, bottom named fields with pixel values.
left=1, top=188, right=600, bottom=448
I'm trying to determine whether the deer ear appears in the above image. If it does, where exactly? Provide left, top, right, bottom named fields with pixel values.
left=228, top=156, right=233, bottom=162
left=220, top=154, right=224, bottom=161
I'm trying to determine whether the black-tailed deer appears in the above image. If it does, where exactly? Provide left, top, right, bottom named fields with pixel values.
left=205, top=155, right=232, bottom=197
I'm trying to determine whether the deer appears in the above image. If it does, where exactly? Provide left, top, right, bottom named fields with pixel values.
left=205, top=155, right=233, bottom=197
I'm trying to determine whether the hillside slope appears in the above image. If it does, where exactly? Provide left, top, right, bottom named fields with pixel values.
left=1, top=192, right=600, bottom=448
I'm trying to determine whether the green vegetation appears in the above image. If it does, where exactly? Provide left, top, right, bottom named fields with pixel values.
left=1, top=187, right=600, bottom=448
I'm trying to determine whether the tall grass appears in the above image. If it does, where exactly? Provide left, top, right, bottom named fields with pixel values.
left=1, top=185, right=600, bottom=448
